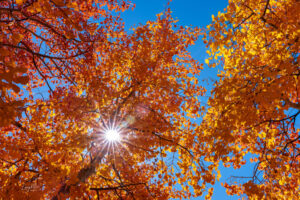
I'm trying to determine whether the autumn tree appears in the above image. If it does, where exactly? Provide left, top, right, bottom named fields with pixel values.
left=203, top=0, right=299, bottom=199
left=0, top=0, right=132, bottom=126
left=0, top=1, right=214, bottom=199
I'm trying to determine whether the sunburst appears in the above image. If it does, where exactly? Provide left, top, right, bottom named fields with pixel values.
left=104, top=128, right=121, bottom=142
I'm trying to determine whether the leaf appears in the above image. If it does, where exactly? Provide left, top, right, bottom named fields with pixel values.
left=52, top=0, right=65, bottom=7
left=78, top=33, right=85, bottom=41
left=16, top=0, right=24, bottom=5
left=0, top=48, right=10, bottom=56
left=11, top=83, right=20, bottom=93
left=12, top=33, right=24, bottom=45
left=205, top=59, right=209, bottom=65
left=14, top=76, right=29, bottom=84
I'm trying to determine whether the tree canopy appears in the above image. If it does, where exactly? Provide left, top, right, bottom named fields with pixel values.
left=1, top=0, right=299, bottom=199
left=203, top=0, right=299, bottom=199
left=1, top=0, right=206, bottom=199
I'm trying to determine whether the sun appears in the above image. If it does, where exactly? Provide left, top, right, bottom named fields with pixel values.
left=104, top=129, right=121, bottom=142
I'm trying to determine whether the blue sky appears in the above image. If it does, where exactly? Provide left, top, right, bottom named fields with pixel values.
left=119, top=1, right=258, bottom=199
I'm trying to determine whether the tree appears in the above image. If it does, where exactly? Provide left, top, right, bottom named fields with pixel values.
left=0, top=1, right=211, bottom=199
left=0, top=0, right=131, bottom=126
left=203, top=0, right=299, bottom=199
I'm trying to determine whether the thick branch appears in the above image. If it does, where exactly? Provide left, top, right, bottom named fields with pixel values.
left=90, top=183, right=146, bottom=191
left=51, top=149, right=107, bottom=200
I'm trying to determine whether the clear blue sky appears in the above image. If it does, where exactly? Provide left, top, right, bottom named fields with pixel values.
left=120, top=1, right=256, bottom=199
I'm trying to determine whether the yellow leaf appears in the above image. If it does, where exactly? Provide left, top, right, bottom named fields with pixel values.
left=205, top=59, right=209, bottom=65
left=279, top=179, right=284, bottom=185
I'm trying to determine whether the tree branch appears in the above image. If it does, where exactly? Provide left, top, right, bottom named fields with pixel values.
left=90, top=183, right=146, bottom=191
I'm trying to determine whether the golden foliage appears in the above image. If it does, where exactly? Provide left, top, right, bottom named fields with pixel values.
left=0, top=1, right=207, bottom=199
left=203, top=0, right=299, bottom=199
